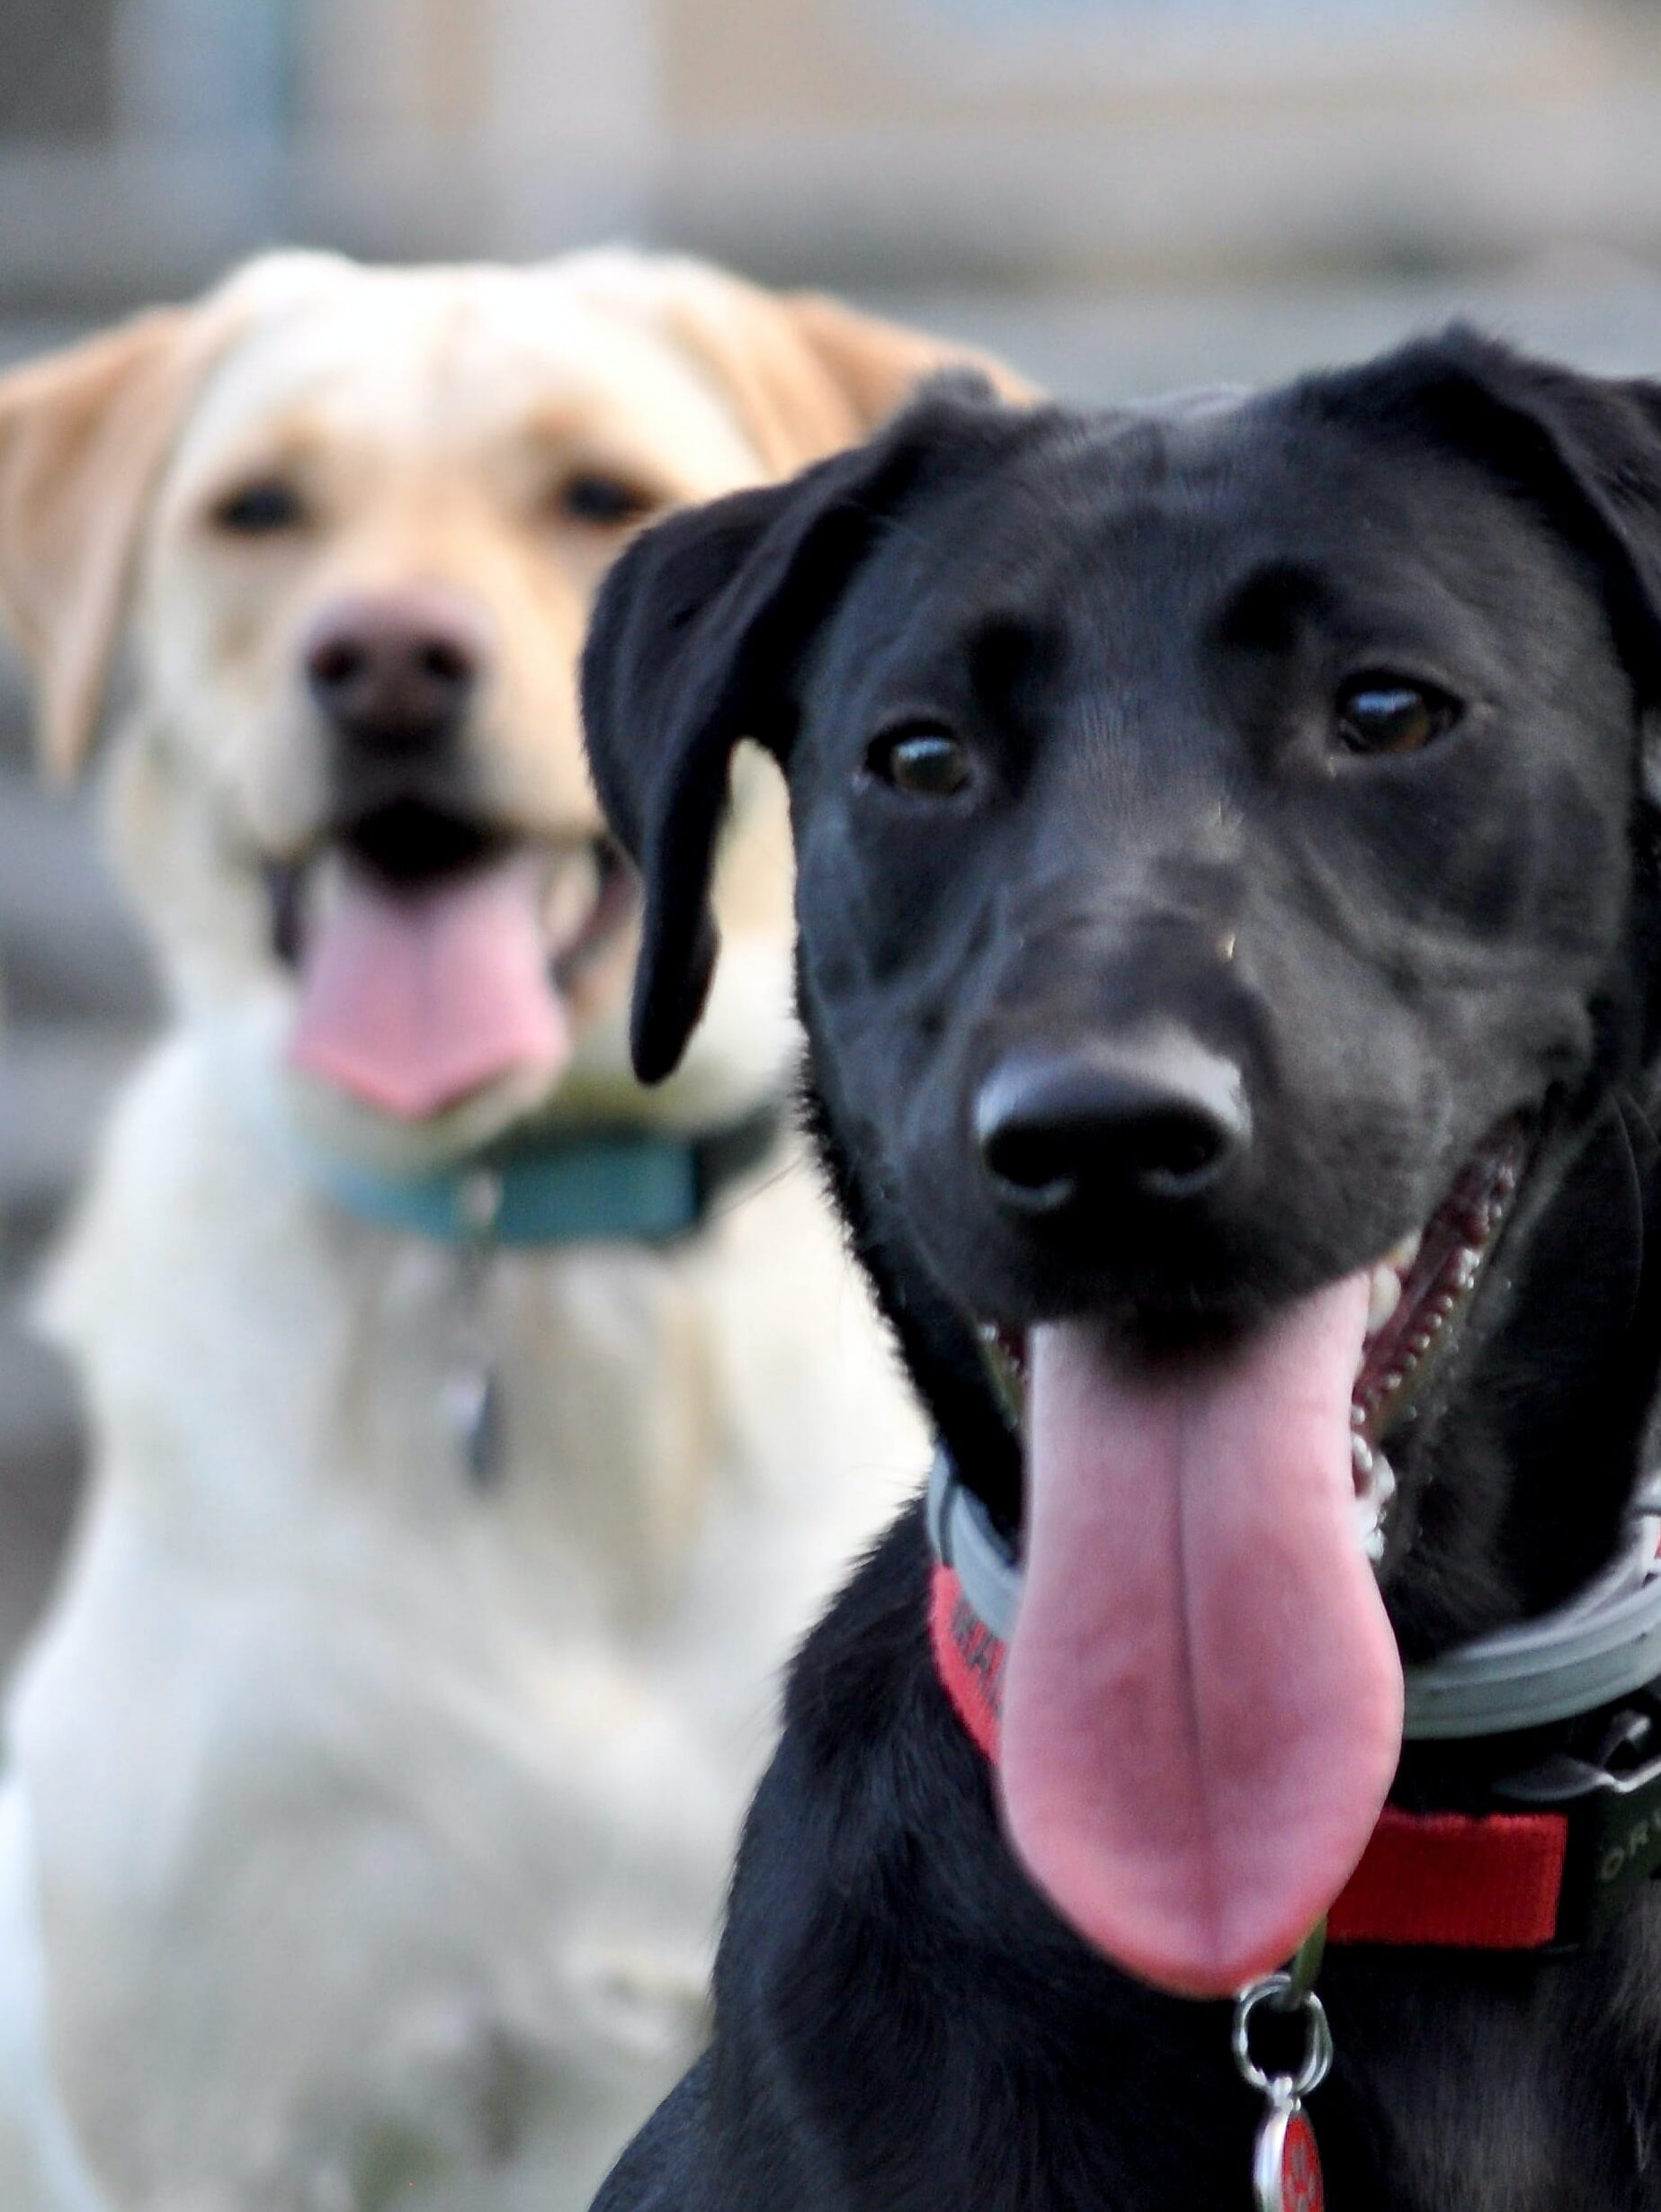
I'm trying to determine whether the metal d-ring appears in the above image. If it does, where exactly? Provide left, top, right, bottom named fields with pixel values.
left=1231, top=1974, right=1335, bottom=2104
left=445, top=1167, right=506, bottom=1488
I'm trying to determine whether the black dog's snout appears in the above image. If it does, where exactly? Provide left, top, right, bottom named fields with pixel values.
left=305, top=587, right=488, bottom=750
left=975, top=1032, right=1249, bottom=1213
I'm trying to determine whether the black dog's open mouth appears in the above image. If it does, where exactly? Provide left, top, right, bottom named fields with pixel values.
left=1348, top=1124, right=1527, bottom=1550
left=979, top=1116, right=1531, bottom=1567
left=970, top=1114, right=1534, bottom=1994
left=263, top=802, right=636, bottom=1121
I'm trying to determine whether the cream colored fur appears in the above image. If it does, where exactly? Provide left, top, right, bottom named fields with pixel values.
left=0, top=249, right=1029, bottom=2212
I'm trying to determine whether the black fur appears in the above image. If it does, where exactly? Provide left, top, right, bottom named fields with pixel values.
left=582, top=331, right=1661, bottom=2208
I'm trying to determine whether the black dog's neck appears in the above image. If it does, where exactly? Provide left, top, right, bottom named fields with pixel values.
left=798, top=1055, right=1023, bottom=1530
left=1381, top=789, right=1661, bottom=1653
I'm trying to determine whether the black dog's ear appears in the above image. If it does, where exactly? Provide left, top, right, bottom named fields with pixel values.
left=1315, top=326, right=1661, bottom=702
left=582, top=372, right=1018, bottom=1081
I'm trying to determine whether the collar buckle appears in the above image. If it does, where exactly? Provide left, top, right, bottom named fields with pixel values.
left=1496, top=1697, right=1661, bottom=1947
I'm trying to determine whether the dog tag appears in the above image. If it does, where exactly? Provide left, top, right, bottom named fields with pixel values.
left=444, top=1359, right=505, bottom=1487
left=447, top=1183, right=506, bottom=1487
left=1253, top=2090, right=1324, bottom=2212
left=1234, top=1969, right=1332, bottom=2212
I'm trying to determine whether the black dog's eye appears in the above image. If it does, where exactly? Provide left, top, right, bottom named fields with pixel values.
left=1334, top=676, right=1460, bottom=757
left=864, top=725, right=975, bottom=799
left=555, top=472, right=661, bottom=529
left=210, top=479, right=308, bottom=535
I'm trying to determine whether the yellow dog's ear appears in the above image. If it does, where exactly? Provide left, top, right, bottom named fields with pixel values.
left=579, top=253, right=1040, bottom=477
left=772, top=288, right=1040, bottom=457
left=0, top=307, right=211, bottom=779
left=676, top=270, right=1040, bottom=473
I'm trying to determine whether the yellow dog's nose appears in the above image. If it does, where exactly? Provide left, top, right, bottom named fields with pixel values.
left=304, top=583, right=489, bottom=750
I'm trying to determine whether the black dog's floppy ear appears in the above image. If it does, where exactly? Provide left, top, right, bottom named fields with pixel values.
left=1316, top=327, right=1661, bottom=703
left=582, top=372, right=1019, bottom=1082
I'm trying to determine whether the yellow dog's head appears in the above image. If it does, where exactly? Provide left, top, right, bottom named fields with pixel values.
left=0, top=247, right=1026, bottom=1162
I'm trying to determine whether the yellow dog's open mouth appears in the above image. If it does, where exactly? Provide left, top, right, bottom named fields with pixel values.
left=269, top=803, right=634, bottom=1121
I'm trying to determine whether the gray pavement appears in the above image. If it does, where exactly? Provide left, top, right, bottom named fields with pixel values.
left=884, top=249, right=1661, bottom=403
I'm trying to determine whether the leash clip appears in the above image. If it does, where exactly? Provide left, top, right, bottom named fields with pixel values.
left=1234, top=1928, right=1331, bottom=2212
left=1238, top=1920, right=1335, bottom=2212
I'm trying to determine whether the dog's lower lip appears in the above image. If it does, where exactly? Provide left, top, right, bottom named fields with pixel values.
left=1353, top=1122, right=1528, bottom=1450
left=264, top=857, right=308, bottom=969
left=549, top=837, right=634, bottom=986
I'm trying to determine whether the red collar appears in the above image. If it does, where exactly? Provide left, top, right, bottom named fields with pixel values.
left=931, top=1563, right=1574, bottom=1951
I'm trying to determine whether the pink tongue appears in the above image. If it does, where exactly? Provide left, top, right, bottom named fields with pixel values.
left=1000, top=1276, right=1404, bottom=1997
left=289, top=852, right=569, bottom=1119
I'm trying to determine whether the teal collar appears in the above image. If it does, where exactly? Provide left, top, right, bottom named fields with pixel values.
left=307, top=1104, right=782, bottom=1249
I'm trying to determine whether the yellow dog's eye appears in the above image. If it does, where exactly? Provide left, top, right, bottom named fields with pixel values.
left=555, top=472, right=660, bottom=529
left=210, top=479, right=308, bottom=536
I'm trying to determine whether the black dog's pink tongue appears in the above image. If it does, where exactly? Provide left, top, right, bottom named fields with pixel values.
left=999, top=1278, right=1403, bottom=1997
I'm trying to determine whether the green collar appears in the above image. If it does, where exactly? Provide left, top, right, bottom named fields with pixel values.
left=307, top=1104, right=782, bottom=1249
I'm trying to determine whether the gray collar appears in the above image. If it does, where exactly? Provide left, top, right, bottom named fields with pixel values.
left=925, top=1452, right=1661, bottom=1742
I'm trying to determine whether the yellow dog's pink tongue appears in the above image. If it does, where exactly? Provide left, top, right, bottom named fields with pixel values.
left=289, top=852, right=569, bottom=1118
left=1000, top=1277, right=1403, bottom=1997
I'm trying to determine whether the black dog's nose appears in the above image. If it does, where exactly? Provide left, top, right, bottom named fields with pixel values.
left=975, top=1032, right=1249, bottom=1213
left=305, top=587, right=487, bottom=748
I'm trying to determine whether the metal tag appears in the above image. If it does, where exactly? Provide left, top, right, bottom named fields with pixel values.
left=448, top=1190, right=506, bottom=1488
left=1254, top=2090, right=1325, bottom=2212
left=444, top=1359, right=505, bottom=1488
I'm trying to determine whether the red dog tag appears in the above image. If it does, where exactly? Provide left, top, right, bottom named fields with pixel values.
left=1236, top=1961, right=1332, bottom=2212
left=1254, top=2095, right=1324, bottom=2212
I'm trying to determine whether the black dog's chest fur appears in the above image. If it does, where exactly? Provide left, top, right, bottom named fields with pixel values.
left=581, top=335, right=1661, bottom=2208
left=593, top=1085, right=1661, bottom=2210
left=604, top=1515, right=1661, bottom=2212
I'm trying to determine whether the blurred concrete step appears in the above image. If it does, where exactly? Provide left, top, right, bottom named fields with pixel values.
left=0, top=766, right=158, bottom=1025
left=0, top=1316, right=85, bottom=1663
left=0, top=1022, right=147, bottom=1256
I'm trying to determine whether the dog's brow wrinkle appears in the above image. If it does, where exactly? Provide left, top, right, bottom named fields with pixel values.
left=1214, top=560, right=1329, bottom=651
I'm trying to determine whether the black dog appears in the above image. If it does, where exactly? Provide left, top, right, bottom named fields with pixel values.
left=581, top=335, right=1661, bottom=2208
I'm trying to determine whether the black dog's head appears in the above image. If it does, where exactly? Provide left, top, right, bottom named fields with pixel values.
left=582, top=334, right=1661, bottom=1996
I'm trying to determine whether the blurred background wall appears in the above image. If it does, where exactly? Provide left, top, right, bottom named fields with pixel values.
left=5, top=0, right=1661, bottom=1661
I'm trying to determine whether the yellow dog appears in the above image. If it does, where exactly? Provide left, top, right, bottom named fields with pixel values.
left=0, top=247, right=1023, bottom=2212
